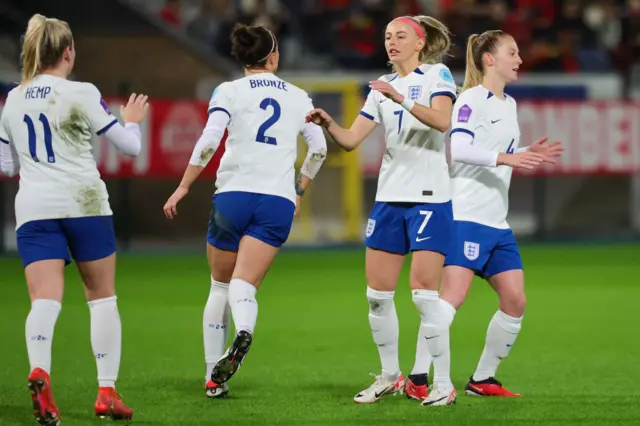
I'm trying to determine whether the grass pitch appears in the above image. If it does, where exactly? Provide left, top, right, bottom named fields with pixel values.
left=1, top=245, right=639, bottom=425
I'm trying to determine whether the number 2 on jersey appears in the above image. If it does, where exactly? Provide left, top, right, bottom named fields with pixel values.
left=255, top=98, right=281, bottom=145
left=23, top=113, right=55, bottom=163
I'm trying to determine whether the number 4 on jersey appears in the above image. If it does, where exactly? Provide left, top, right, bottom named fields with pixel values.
left=24, top=113, right=55, bottom=163
left=506, top=138, right=515, bottom=154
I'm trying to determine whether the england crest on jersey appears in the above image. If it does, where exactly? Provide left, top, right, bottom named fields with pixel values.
left=464, top=241, right=480, bottom=261
left=408, top=86, right=422, bottom=101
left=366, top=219, right=376, bottom=237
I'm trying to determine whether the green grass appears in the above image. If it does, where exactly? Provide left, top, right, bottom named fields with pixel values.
left=1, top=245, right=640, bottom=425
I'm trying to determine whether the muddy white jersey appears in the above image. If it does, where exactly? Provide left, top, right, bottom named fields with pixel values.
left=0, top=75, right=117, bottom=229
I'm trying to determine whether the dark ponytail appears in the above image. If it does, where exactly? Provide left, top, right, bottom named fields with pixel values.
left=230, top=23, right=277, bottom=69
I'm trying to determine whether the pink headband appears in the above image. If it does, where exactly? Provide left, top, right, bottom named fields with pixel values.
left=393, top=17, right=425, bottom=39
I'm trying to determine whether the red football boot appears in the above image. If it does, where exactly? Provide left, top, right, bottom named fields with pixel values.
left=405, top=374, right=429, bottom=401
left=95, top=387, right=134, bottom=420
left=205, top=379, right=229, bottom=398
left=27, top=368, right=60, bottom=426
left=465, top=376, right=521, bottom=397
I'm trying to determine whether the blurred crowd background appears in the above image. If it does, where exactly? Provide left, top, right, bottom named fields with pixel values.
left=0, top=0, right=639, bottom=251
left=138, top=0, right=640, bottom=75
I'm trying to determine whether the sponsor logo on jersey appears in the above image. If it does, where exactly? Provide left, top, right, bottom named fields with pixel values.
left=457, top=104, right=472, bottom=123
left=439, top=68, right=455, bottom=83
left=464, top=241, right=480, bottom=261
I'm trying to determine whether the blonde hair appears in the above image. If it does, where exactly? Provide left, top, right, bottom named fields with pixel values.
left=390, top=15, right=452, bottom=71
left=20, top=14, right=73, bottom=84
left=462, top=30, right=507, bottom=92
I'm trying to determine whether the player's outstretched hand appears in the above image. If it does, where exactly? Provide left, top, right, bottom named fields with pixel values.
left=498, top=152, right=544, bottom=170
left=368, top=80, right=403, bottom=103
left=163, top=186, right=189, bottom=219
left=121, top=93, right=149, bottom=124
left=528, top=137, right=564, bottom=164
left=306, top=108, right=334, bottom=128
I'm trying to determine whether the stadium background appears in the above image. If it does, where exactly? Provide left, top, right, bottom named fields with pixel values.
left=0, top=1, right=639, bottom=425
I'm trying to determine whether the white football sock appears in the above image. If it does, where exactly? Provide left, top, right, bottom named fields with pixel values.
left=228, top=278, right=258, bottom=335
left=88, top=296, right=121, bottom=388
left=26, top=299, right=61, bottom=374
left=366, top=287, right=400, bottom=378
left=413, top=290, right=451, bottom=387
left=412, top=298, right=456, bottom=377
left=473, top=310, right=522, bottom=382
left=204, top=279, right=230, bottom=380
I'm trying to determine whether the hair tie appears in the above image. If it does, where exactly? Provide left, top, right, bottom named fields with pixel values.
left=392, top=17, right=425, bottom=39
left=258, top=29, right=276, bottom=63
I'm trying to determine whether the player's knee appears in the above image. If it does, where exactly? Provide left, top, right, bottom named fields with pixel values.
left=409, top=271, right=439, bottom=291
left=439, top=287, right=466, bottom=310
left=366, top=287, right=395, bottom=316
left=500, top=291, right=526, bottom=318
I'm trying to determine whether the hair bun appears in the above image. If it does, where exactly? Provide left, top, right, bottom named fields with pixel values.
left=231, top=23, right=258, bottom=50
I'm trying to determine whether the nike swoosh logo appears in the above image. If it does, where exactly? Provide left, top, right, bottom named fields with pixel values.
left=379, top=98, right=388, bottom=103
left=374, top=387, right=391, bottom=398
left=425, top=335, right=440, bottom=340
left=416, top=236, right=431, bottom=242
left=491, top=119, right=501, bottom=124
left=506, top=344, right=513, bottom=347
left=423, top=396, right=447, bottom=405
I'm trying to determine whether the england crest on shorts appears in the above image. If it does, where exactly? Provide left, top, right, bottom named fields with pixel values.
left=366, top=219, right=376, bottom=237
left=464, top=241, right=480, bottom=261
left=408, top=86, right=422, bottom=101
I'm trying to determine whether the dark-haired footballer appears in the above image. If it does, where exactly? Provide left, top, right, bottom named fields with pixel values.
left=163, top=23, right=327, bottom=398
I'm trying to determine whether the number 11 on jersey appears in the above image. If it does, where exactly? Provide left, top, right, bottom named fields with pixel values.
left=23, top=113, right=55, bottom=163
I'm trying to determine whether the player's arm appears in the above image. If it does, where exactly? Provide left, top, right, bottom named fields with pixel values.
left=0, top=114, right=19, bottom=177
left=306, top=88, right=378, bottom=152
left=163, top=108, right=229, bottom=219
left=0, top=141, right=19, bottom=177
left=82, top=86, right=147, bottom=156
left=297, top=121, right=328, bottom=196
left=369, top=65, right=455, bottom=132
left=449, top=95, right=543, bottom=170
left=181, top=109, right=229, bottom=187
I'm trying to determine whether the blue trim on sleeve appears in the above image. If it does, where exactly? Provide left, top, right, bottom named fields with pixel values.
left=96, top=119, right=118, bottom=136
left=430, top=91, right=456, bottom=103
left=208, top=107, right=230, bottom=118
left=0, top=136, right=9, bottom=145
left=359, top=110, right=375, bottom=121
left=450, top=128, right=475, bottom=138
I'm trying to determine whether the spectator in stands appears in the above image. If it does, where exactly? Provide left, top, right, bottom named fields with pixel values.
left=333, top=3, right=378, bottom=69
left=621, top=0, right=640, bottom=64
left=158, top=0, right=183, bottom=28
left=187, top=0, right=228, bottom=45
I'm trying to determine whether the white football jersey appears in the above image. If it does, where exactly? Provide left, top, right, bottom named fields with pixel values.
left=448, top=85, right=521, bottom=229
left=0, top=75, right=117, bottom=230
left=208, top=73, right=315, bottom=203
left=360, top=63, right=457, bottom=203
